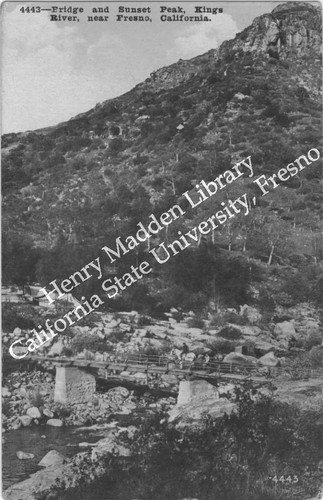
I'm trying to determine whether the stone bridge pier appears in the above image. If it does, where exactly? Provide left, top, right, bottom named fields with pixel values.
left=54, top=366, right=96, bottom=404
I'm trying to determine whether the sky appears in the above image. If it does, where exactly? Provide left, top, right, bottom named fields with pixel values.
left=0, top=0, right=314, bottom=134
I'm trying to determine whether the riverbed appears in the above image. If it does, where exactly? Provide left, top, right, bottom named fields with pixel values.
left=2, top=425, right=106, bottom=489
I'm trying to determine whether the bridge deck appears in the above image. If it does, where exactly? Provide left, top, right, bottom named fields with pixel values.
left=29, top=355, right=273, bottom=383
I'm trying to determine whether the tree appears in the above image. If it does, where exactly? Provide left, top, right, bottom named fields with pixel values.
left=2, top=232, right=40, bottom=287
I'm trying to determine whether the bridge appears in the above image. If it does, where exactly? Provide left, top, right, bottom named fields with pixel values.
left=29, top=353, right=278, bottom=405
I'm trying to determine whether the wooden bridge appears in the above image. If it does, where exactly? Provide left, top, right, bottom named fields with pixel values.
left=30, top=352, right=279, bottom=379
left=27, top=353, right=280, bottom=404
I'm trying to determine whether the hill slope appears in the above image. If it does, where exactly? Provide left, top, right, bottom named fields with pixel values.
left=2, top=2, right=322, bottom=311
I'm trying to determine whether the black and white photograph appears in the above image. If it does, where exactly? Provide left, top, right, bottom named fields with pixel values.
left=1, top=1, right=322, bottom=499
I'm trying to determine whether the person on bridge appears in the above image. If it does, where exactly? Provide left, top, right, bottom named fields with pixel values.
left=182, top=343, right=189, bottom=356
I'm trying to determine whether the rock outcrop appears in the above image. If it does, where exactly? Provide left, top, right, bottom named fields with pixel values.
left=146, top=2, right=321, bottom=92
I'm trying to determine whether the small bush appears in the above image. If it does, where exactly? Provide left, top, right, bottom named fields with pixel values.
left=207, top=338, right=238, bottom=354
left=2, top=304, right=36, bottom=331
left=137, top=315, right=152, bottom=327
left=223, top=311, right=248, bottom=325
left=61, top=347, right=73, bottom=357
left=186, top=317, right=205, bottom=329
left=303, top=331, right=322, bottom=351
left=218, top=325, right=242, bottom=340
left=109, top=137, right=125, bottom=155
left=106, top=328, right=129, bottom=344
left=171, top=310, right=184, bottom=322
left=53, top=403, right=71, bottom=419
left=209, top=314, right=226, bottom=328
left=92, top=396, right=100, bottom=408
left=308, top=346, right=323, bottom=368
left=69, top=332, right=113, bottom=354
left=287, top=353, right=311, bottom=380
left=2, top=399, right=11, bottom=417
left=27, top=388, right=45, bottom=408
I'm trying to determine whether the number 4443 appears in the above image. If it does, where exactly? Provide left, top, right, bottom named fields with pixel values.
left=20, top=7, right=41, bottom=13
left=269, top=475, right=299, bottom=484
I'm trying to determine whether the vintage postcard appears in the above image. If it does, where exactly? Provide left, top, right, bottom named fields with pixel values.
left=1, top=0, right=322, bottom=499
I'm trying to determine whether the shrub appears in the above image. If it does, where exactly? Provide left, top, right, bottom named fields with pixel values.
left=297, top=330, right=322, bottom=351
left=37, top=387, right=321, bottom=500
left=27, top=388, right=45, bottom=408
left=2, top=303, right=36, bottom=331
left=171, top=310, right=184, bottom=322
left=53, top=403, right=71, bottom=419
left=217, top=325, right=242, bottom=340
left=207, top=338, right=238, bottom=354
left=186, top=317, right=205, bottom=329
left=109, top=137, right=125, bottom=155
left=308, top=346, right=323, bottom=368
left=61, top=347, right=73, bottom=357
left=2, top=399, right=11, bottom=417
left=223, top=311, right=248, bottom=325
left=133, top=154, right=148, bottom=166
left=209, top=313, right=227, bottom=328
left=304, top=331, right=322, bottom=350
left=285, top=352, right=322, bottom=380
left=69, top=332, right=113, bottom=354
left=105, top=328, right=128, bottom=344
left=136, top=315, right=152, bottom=327
left=288, top=359, right=311, bottom=380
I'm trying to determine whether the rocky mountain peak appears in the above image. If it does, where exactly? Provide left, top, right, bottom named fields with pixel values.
left=228, top=1, right=322, bottom=59
left=145, top=2, right=321, bottom=91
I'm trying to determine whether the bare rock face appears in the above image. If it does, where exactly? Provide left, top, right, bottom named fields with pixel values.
left=274, top=321, right=296, bottom=342
left=145, top=2, right=321, bottom=91
left=258, top=352, right=281, bottom=367
left=218, top=2, right=321, bottom=60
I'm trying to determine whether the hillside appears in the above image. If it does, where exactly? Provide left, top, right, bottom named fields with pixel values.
left=2, top=1, right=322, bottom=312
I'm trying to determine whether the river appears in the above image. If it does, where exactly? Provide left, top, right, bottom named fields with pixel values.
left=2, top=425, right=106, bottom=489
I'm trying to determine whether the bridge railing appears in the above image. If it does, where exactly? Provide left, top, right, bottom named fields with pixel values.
left=29, top=353, right=286, bottom=378
left=115, top=353, right=284, bottom=377
left=27, top=353, right=323, bottom=380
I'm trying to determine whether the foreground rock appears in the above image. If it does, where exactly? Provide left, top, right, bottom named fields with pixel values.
left=46, top=418, right=63, bottom=427
left=26, top=407, right=41, bottom=419
left=5, top=462, right=75, bottom=500
left=38, top=450, right=66, bottom=467
left=258, top=352, right=281, bottom=367
left=16, top=451, right=34, bottom=460
left=18, top=416, right=32, bottom=427
left=5, top=427, right=134, bottom=500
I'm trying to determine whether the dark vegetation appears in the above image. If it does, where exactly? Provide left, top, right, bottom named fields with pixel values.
left=34, top=384, right=323, bottom=500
